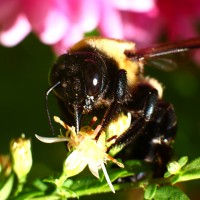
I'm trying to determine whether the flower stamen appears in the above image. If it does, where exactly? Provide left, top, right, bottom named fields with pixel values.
left=36, top=116, right=125, bottom=193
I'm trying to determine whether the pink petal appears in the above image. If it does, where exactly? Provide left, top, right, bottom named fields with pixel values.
left=23, top=0, right=69, bottom=44
left=0, top=0, right=20, bottom=22
left=156, top=0, right=199, bottom=41
left=74, top=0, right=100, bottom=32
left=99, top=1, right=123, bottom=38
left=167, top=17, right=198, bottom=41
left=120, top=11, right=161, bottom=47
left=38, top=9, right=69, bottom=44
left=0, top=14, right=31, bottom=47
left=109, top=0, right=156, bottom=12
left=53, top=25, right=84, bottom=54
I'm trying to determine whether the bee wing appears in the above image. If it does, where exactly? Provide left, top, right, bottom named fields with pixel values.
left=125, top=38, right=200, bottom=71
left=144, top=57, right=178, bottom=71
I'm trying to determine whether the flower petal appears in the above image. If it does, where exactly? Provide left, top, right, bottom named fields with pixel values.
left=99, top=2, right=123, bottom=38
left=101, top=163, right=115, bottom=193
left=23, top=0, right=69, bottom=44
left=0, top=14, right=31, bottom=47
left=53, top=25, right=84, bottom=54
left=0, top=0, right=20, bottom=22
left=76, top=0, right=100, bottom=32
left=35, top=134, right=68, bottom=143
left=88, top=162, right=100, bottom=178
left=110, top=0, right=156, bottom=12
left=64, top=150, right=87, bottom=177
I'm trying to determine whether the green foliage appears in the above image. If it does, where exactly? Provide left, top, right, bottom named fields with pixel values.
left=170, top=157, right=200, bottom=184
left=1, top=156, right=200, bottom=199
left=0, top=173, right=14, bottom=200
left=153, top=186, right=189, bottom=200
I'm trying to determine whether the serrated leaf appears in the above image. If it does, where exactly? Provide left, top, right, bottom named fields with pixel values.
left=144, top=184, right=157, bottom=199
left=154, top=186, right=189, bottom=200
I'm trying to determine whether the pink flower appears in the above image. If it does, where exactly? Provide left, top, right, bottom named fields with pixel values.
left=99, top=0, right=161, bottom=47
left=0, top=0, right=200, bottom=52
left=99, top=0, right=200, bottom=47
left=157, top=0, right=200, bottom=40
left=0, top=0, right=100, bottom=50
left=0, top=0, right=31, bottom=47
left=52, top=0, right=101, bottom=54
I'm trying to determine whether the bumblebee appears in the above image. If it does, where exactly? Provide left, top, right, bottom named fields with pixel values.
left=48, top=37, right=200, bottom=177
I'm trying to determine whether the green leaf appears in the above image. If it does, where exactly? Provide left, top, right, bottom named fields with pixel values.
left=178, top=156, right=188, bottom=168
left=154, top=186, right=189, bottom=200
left=171, top=157, right=200, bottom=184
left=165, top=156, right=188, bottom=178
left=123, top=159, right=152, bottom=175
left=11, top=178, right=56, bottom=200
left=11, top=191, right=45, bottom=200
left=54, top=161, right=149, bottom=198
left=164, top=171, right=171, bottom=178
left=182, top=157, right=200, bottom=171
left=144, top=184, right=157, bottom=199
left=33, top=179, right=48, bottom=191
left=0, top=174, right=14, bottom=200
left=70, top=167, right=130, bottom=193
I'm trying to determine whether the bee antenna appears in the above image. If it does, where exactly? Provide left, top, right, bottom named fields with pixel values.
left=45, top=81, right=61, bottom=135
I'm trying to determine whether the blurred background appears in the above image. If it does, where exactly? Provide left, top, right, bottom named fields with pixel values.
left=0, top=0, right=200, bottom=199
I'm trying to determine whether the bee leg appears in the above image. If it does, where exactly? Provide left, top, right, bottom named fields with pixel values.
left=111, top=83, right=177, bottom=177
left=116, top=101, right=176, bottom=178
left=141, top=101, right=177, bottom=177
left=112, top=86, right=159, bottom=147
left=143, top=88, right=159, bottom=121
left=95, top=70, right=128, bottom=139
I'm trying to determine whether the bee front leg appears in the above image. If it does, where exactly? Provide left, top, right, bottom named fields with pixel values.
left=95, top=70, right=128, bottom=139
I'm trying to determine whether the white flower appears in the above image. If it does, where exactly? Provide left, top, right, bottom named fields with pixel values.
left=35, top=116, right=124, bottom=193
left=10, top=135, right=32, bottom=181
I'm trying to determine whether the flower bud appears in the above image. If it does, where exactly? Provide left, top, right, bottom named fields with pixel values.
left=10, top=135, right=32, bottom=181
left=167, top=161, right=180, bottom=175
left=0, top=155, right=12, bottom=178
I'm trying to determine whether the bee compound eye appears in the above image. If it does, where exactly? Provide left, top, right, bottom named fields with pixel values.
left=83, top=59, right=102, bottom=97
